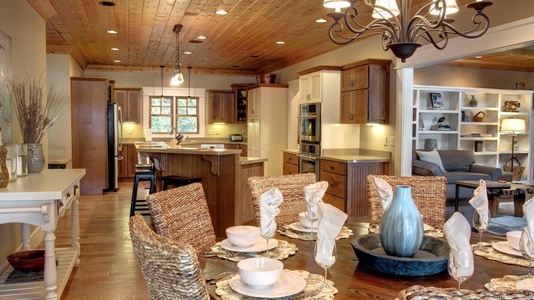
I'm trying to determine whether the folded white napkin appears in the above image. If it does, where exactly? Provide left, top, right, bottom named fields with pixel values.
left=304, top=181, right=328, bottom=221
left=259, top=188, right=283, bottom=238
left=372, top=177, right=393, bottom=210
left=315, top=202, right=348, bottom=266
left=443, top=212, right=474, bottom=278
left=469, top=179, right=489, bottom=229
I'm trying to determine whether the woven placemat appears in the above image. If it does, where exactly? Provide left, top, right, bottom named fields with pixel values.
left=215, top=270, right=337, bottom=300
left=206, top=240, right=297, bottom=262
left=473, top=242, right=530, bottom=267
left=277, top=225, right=353, bottom=241
left=4, top=269, right=44, bottom=283
left=397, top=284, right=534, bottom=299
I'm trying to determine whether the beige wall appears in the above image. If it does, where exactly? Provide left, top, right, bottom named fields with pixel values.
left=0, top=0, right=46, bottom=271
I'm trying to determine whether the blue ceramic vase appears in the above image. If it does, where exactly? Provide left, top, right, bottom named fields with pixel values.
left=379, top=185, right=423, bottom=258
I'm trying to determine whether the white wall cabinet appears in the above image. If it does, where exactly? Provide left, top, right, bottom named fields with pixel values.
left=246, top=84, right=288, bottom=176
left=413, top=85, right=533, bottom=183
left=299, top=71, right=321, bottom=103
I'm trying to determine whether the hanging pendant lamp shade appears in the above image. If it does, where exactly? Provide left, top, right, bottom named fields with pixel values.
left=187, top=66, right=192, bottom=100
left=372, top=0, right=400, bottom=19
left=170, top=24, right=184, bottom=86
left=429, top=0, right=459, bottom=15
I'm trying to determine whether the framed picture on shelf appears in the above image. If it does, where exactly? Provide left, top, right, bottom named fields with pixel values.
left=430, top=93, right=444, bottom=109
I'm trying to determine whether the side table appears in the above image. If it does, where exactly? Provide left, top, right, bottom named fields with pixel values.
left=0, top=169, right=85, bottom=300
left=455, top=180, right=511, bottom=216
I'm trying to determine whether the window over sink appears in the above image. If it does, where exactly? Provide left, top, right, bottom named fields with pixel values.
left=149, top=95, right=199, bottom=134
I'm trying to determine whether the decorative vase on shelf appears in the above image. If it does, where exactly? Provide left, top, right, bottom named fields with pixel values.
left=379, top=185, right=424, bottom=258
left=26, top=143, right=45, bottom=173
left=0, top=146, right=8, bottom=187
left=468, top=95, right=478, bottom=107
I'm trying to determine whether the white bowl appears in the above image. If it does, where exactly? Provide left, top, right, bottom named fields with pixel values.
left=298, top=212, right=314, bottom=228
left=507, top=230, right=522, bottom=250
left=226, top=226, right=260, bottom=247
left=237, top=257, right=283, bottom=288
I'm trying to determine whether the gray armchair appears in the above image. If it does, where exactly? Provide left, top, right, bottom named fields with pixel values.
left=412, top=150, right=503, bottom=200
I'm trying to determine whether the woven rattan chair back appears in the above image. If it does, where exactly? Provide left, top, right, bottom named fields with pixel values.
left=129, top=214, right=209, bottom=300
left=146, top=182, right=216, bottom=256
left=247, top=173, right=316, bottom=226
left=367, top=175, right=447, bottom=229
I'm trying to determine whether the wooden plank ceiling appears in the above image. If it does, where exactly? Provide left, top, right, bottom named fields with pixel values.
left=27, top=0, right=534, bottom=75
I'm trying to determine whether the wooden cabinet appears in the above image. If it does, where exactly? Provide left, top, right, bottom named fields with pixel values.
left=114, top=88, right=141, bottom=123
left=340, top=60, right=390, bottom=124
left=225, top=143, right=247, bottom=157
left=299, top=72, right=321, bottom=103
left=119, top=143, right=136, bottom=179
left=207, top=90, right=235, bottom=124
left=282, top=152, right=298, bottom=175
left=320, top=158, right=389, bottom=217
left=232, top=84, right=252, bottom=123
left=246, top=84, right=288, bottom=176
left=71, top=77, right=109, bottom=195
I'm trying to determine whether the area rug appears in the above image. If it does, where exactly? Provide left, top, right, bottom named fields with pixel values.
left=487, top=216, right=526, bottom=236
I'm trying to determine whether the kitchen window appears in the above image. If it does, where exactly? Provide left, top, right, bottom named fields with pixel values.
left=149, top=95, right=199, bottom=134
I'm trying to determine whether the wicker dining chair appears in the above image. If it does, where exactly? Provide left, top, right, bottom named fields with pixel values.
left=129, top=214, right=209, bottom=300
left=367, top=175, right=447, bottom=229
left=247, top=173, right=317, bottom=226
left=146, top=182, right=216, bottom=256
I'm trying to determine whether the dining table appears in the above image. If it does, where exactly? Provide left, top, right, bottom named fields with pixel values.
left=201, top=218, right=530, bottom=299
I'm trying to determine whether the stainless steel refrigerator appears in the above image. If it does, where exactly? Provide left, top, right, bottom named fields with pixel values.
left=106, top=102, right=123, bottom=191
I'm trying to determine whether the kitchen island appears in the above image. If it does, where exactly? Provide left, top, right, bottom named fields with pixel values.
left=136, top=143, right=266, bottom=237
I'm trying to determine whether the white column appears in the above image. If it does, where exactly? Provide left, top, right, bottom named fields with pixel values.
left=395, top=66, right=414, bottom=176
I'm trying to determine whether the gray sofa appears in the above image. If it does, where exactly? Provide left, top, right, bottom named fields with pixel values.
left=412, top=150, right=503, bottom=200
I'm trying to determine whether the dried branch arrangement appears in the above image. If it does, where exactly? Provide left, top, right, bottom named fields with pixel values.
left=8, top=76, right=69, bottom=143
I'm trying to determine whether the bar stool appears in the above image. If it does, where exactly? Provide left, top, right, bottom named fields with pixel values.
left=161, top=175, right=202, bottom=190
left=130, top=154, right=156, bottom=217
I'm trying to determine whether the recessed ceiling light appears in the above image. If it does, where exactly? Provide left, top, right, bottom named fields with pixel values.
left=114, top=60, right=121, bottom=63
left=215, top=9, right=228, bottom=15
left=99, top=1, right=115, bottom=6
left=197, top=36, right=207, bottom=40
left=316, top=19, right=327, bottom=23
left=111, top=47, right=119, bottom=51
left=475, top=55, right=483, bottom=59
left=276, top=41, right=285, bottom=45
left=107, top=29, right=117, bottom=34
left=184, top=51, right=192, bottom=55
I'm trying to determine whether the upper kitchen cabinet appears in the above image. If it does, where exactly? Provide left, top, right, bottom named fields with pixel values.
left=114, top=88, right=141, bottom=123
left=231, top=84, right=252, bottom=123
left=298, top=66, right=341, bottom=104
left=246, top=84, right=288, bottom=176
left=207, top=90, right=235, bottom=124
left=339, top=59, right=391, bottom=125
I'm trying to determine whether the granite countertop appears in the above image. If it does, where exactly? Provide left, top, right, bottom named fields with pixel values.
left=320, top=154, right=390, bottom=163
left=134, top=142, right=241, bottom=155
left=281, top=149, right=300, bottom=154
left=282, top=148, right=391, bottom=163
left=122, top=138, right=247, bottom=146
left=240, top=157, right=268, bottom=165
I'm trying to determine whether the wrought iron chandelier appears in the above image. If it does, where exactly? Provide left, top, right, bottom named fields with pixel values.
left=324, top=0, right=493, bottom=62
left=170, top=24, right=185, bottom=86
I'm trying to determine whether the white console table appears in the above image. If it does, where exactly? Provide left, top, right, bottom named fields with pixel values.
left=0, top=169, right=85, bottom=300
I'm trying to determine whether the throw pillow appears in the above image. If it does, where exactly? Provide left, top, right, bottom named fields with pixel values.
left=417, top=148, right=446, bottom=173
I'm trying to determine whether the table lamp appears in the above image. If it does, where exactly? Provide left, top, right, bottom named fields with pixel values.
left=500, top=117, right=526, bottom=180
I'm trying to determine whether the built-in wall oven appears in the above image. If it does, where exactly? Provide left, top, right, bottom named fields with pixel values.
left=298, top=142, right=320, bottom=180
left=299, top=103, right=320, bottom=142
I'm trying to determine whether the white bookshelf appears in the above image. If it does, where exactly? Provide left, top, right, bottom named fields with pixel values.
left=413, top=85, right=533, bottom=184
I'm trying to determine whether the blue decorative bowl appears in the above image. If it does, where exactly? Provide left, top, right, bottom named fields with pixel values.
left=351, top=234, right=450, bottom=276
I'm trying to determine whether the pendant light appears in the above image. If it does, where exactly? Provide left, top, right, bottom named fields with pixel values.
left=160, top=65, right=165, bottom=101
left=187, top=66, right=192, bottom=101
left=170, top=24, right=185, bottom=86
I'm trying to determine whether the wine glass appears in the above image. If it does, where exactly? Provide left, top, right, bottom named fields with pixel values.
left=314, top=239, right=337, bottom=292
left=472, top=209, right=491, bottom=251
left=448, top=250, right=473, bottom=290
left=260, top=221, right=276, bottom=258
left=519, top=228, right=534, bottom=277
left=305, top=203, right=319, bottom=237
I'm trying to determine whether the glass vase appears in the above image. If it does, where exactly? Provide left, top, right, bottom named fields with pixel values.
left=26, top=143, right=45, bottom=173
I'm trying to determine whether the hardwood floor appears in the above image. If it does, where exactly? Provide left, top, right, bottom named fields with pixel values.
left=54, top=181, right=150, bottom=299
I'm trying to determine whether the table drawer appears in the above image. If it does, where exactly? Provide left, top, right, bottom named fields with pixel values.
left=283, top=152, right=298, bottom=164
left=320, top=171, right=345, bottom=198
left=321, top=159, right=346, bottom=175
left=283, top=162, right=298, bottom=175
left=323, top=193, right=345, bottom=212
